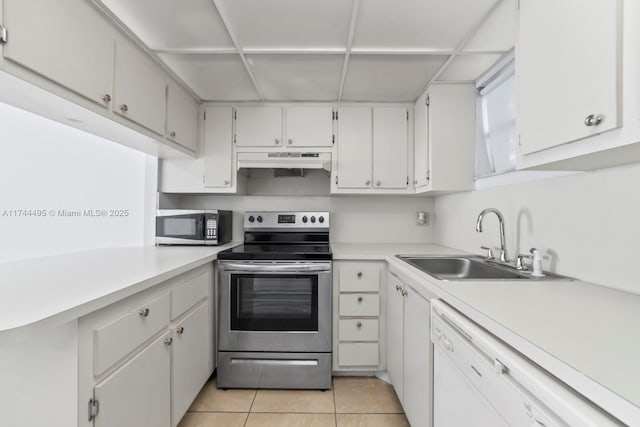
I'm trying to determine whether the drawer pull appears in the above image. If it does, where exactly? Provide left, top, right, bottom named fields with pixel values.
left=395, top=285, right=401, bottom=291
left=357, top=271, right=362, bottom=278
left=138, top=308, right=150, bottom=317
left=164, top=337, right=173, bottom=346
left=177, top=326, right=185, bottom=335
left=170, top=131, right=176, bottom=138
left=356, top=322, right=362, bottom=328
left=120, top=104, right=129, bottom=113
left=102, top=94, right=111, bottom=103
left=357, top=296, right=363, bottom=303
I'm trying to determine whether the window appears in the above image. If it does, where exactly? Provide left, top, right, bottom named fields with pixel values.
left=476, top=58, right=516, bottom=178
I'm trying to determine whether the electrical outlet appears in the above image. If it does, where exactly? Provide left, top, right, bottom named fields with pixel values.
left=416, top=212, right=429, bottom=225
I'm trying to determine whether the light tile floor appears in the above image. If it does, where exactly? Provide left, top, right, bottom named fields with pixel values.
left=179, top=376, right=410, bottom=427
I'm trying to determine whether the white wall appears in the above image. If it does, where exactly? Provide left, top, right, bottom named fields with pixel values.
left=178, top=194, right=436, bottom=243
left=434, top=163, right=640, bottom=294
left=0, top=102, right=156, bottom=263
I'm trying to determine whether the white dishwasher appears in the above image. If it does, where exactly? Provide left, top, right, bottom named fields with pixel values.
left=430, top=300, right=624, bottom=427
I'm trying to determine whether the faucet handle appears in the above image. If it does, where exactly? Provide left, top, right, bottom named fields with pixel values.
left=515, top=253, right=534, bottom=270
left=480, top=246, right=494, bottom=260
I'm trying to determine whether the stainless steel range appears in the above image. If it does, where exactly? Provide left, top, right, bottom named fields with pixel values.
left=216, top=211, right=332, bottom=389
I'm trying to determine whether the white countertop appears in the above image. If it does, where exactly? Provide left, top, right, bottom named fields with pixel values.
left=331, top=242, right=468, bottom=260
left=0, top=243, right=239, bottom=342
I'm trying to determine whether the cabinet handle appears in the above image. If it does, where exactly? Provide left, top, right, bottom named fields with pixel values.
left=357, top=296, right=364, bottom=303
left=177, top=327, right=185, bottom=335
left=102, top=94, right=111, bottom=103
left=224, top=180, right=230, bottom=186
left=413, top=179, right=417, bottom=185
left=357, top=271, right=362, bottom=278
left=395, top=285, right=401, bottom=291
left=138, top=308, right=150, bottom=317
left=402, top=290, right=408, bottom=297
left=288, top=138, right=293, bottom=145
left=170, top=131, right=176, bottom=138
left=274, top=138, right=280, bottom=145
left=365, top=180, right=371, bottom=186
left=376, top=181, right=381, bottom=187
left=164, top=337, right=173, bottom=346
left=120, top=104, right=129, bottom=113
left=356, top=322, right=362, bottom=328
left=584, top=114, right=603, bottom=126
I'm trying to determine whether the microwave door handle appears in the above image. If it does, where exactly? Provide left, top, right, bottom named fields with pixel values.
left=220, top=263, right=331, bottom=273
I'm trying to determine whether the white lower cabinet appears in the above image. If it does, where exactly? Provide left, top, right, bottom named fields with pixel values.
left=94, top=332, right=171, bottom=427
left=387, top=271, right=434, bottom=427
left=79, top=264, right=214, bottom=427
left=333, top=261, right=386, bottom=371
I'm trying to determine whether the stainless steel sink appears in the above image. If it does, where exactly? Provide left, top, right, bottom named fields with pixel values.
left=396, top=255, right=554, bottom=280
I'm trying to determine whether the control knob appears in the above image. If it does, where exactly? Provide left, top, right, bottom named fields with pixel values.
left=257, top=215, right=263, bottom=223
left=318, top=216, right=325, bottom=223
left=310, top=216, right=316, bottom=223
left=248, top=216, right=255, bottom=223
left=302, top=216, right=308, bottom=223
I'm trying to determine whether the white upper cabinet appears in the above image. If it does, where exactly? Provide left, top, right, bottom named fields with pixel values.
left=336, top=107, right=373, bottom=189
left=285, top=106, right=334, bottom=147
left=2, top=0, right=114, bottom=107
left=204, top=107, right=234, bottom=189
left=373, top=107, right=408, bottom=189
left=113, top=40, right=167, bottom=135
left=234, top=106, right=283, bottom=147
left=166, top=81, right=199, bottom=152
left=518, top=0, right=621, bottom=155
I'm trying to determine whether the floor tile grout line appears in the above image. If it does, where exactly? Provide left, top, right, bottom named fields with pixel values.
left=244, top=388, right=258, bottom=427
left=333, top=377, right=338, bottom=426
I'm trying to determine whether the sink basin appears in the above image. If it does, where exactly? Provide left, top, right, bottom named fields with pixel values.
left=397, top=256, right=530, bottom=280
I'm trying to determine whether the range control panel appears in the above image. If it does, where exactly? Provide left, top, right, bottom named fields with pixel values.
left=244, top=211, right=330, bottom=229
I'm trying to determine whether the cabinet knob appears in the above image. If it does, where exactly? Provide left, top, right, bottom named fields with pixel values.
left=413, top=179, right=418, bottom=185
left=120, top=104, right=129, bottom=113
left=356, top=322, right=362, bottom=328
left=357, top=271, right=362, bottom=278
left=138, top=308, right=150, bottom=317
left=177, top=326, right=185, bottom=335
left=402, top=290, right=408, bottom=297
left=288, top=138, right=293, bottom=145
left=584, top=114, right=603, bottom=126
left=365, top=180, right=371, bottom=186
left=170, top=131, right=176, bottom=138
left=164, top=337, right=173, bottom=346
left=376, top=181, right=381, bottom=187
left=357, top=296, right=364, bottom=303
left=102, top=94, right=111, bottom=103
left=274, top=138, right=280, bottom=145
left=395, top=285, right=401, bottom=291
left=224, top=180, right=230, bottom=186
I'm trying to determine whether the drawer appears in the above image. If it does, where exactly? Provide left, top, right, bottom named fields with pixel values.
left=338, top=263, right=381, bottom=292
left=339, top=294, right=380, bottom=317
left=171, top=270, right=210, bottom=320
left=338, top=342, right=379, bottom=367
left=339, top=319, right=379, bottom=342
left=94, top=293, right=170, bottom=376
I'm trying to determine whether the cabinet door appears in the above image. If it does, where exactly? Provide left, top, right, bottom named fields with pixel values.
left=94, top=332, right=171, bottom=427
left=171, top=302, right=211, bottom=427
left=113, top=40, right=167, bottom=135
left=518, top=0, right=621, bottom=154
left=285, top=106, right=334, bottom=147
left=203, top=107, right=234, bottom=188
left=373, top=107, right=408, bottom=189
left=336, top=107, right=372, bottom=189
left=234, top=107, right=282, bottom=146
left=166, top=81, right=198, bottom=152
left=386, top=274, right=404, bottom=402
left=3, top=0, right=114, bottom=107
left=403, top=287, right=432, bottom=427
left=414, top=92, right=430, bottom=188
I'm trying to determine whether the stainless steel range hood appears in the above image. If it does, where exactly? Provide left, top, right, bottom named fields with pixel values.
left=237, top=152, right=331, bottom=172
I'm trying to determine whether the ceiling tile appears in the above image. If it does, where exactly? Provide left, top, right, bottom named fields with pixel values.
left=437, top=54, right=504, bottom=81
left=342, top=55, right=448, bottom=102
left=217, top=0, right=353, bottom=49
left=352, top=0, right=497, bottom=50
left=247, top=55, right=343, bottom=101
left=159, top=54, right=259, bottom=101
left=100, top=0, right=234, bottom=50
left=463, top=0, right=516, bottom=52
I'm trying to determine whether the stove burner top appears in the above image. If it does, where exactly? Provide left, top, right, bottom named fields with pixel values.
left=217, top=243, right=332, bottom=261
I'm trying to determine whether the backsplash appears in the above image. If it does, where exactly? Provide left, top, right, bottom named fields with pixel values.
left=434, top=163, right=640, bottom=294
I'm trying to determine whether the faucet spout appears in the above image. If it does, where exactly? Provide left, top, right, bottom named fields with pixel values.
left=476, top=208, right=508, bottom=263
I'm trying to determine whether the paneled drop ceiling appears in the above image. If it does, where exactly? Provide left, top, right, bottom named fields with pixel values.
left=96, top=0, right=515, bottom=102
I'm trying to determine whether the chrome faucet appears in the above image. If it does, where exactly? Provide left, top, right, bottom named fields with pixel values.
left=476, top=208, right=509, bottom=264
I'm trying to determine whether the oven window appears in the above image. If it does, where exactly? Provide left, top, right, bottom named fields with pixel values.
left=230, top=274, right=318, bottom=331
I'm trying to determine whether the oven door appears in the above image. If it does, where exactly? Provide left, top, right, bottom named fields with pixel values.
left=218, top=261, right=332, bottom=353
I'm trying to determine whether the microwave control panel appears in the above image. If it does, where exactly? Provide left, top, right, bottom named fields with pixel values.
left=205, top=218, right=217, bottom=239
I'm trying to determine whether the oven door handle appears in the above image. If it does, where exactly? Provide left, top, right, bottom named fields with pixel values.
left=219, top=262, right=331, bottom=273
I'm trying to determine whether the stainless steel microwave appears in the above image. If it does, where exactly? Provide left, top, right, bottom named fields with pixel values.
left=156, top=209, right=232, bottom=245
